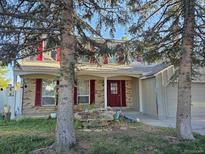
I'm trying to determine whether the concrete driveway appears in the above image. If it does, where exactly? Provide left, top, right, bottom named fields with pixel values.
left=126, top=112, right=205, bottom=135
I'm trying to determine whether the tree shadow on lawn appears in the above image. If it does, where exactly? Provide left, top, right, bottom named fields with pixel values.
left=1, top=119, right=205, bottom=154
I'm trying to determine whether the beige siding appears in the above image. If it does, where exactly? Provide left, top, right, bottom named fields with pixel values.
left=154, top=66, right=176, bottom=119
left=95, top=80, right=104, bottom=107
left=141, top=78, right=157, bottom=117
left=22, top=78, right=56, bottom=116
left=155, top=74, right=166, bottom=119
left=167, top=83, right=205, bottom=118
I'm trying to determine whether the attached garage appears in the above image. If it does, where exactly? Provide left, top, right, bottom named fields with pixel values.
left=141, top=78, right=157, bottom=117
left=140, top=65, right=205, bottom=119
left=166, top=83, right=205, bottom=118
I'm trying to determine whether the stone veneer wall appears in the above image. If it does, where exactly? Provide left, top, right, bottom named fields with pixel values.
left=22, top=78, right=134, bottom=115
left=95, top=80, right=104, bottom=107
left=22, top=78, right=56, bottom=116
left=94, top=80, right=134, bottom=108
left=125, top=80, right=133, bottom=107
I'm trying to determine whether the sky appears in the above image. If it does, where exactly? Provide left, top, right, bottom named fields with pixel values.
left=100, top=25, right=129, bottom=40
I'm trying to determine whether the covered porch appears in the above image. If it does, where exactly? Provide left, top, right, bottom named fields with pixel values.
left=77, top=75, right=140, bottom=110
left=76, top=64, right=144, bottom=110
left=14, top=62, right=169, bottom=116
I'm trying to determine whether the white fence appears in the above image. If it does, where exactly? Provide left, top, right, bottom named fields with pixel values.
left=0, top=88, right=23, bottom=119
left=0, top=90, right=7, bottom=113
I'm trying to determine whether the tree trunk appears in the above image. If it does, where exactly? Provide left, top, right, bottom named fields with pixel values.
left=54, top=0, right=76, bottom=152
left=176, top=0, right=195, bottom=140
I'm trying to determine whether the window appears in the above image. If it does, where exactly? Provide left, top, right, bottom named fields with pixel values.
left=78, top=55, right=89, bottom=63
left=42, top=80, right=56, bottom=106
left=116, top=51, right=125, bottom=64
left=102, top=55, right=109, bottom=64
left=77, top=80, right=89, bottom=104
left=51, top=49, right=57, bottom=60
left=110, top=83, right=118, bottom=94
left=109, top=55, right=117, bottom=64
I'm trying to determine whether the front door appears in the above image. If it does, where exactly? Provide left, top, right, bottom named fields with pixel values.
left=107, top=80, right=126, bottom=107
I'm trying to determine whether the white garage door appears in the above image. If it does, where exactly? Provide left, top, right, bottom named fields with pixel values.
left=166, top=83, right=205, bottom=118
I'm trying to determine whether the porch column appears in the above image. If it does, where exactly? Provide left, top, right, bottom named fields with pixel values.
left=139, top=79, right=143, bottom=112
left=104, top=77, right=107, bottom=109
left=11, top=73, right=17, bottom=119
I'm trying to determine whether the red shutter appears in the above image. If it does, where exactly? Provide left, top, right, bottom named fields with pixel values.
left=121, top=80, right=126, bottom=107
left=36, top=41, right=43, bottom=61
left=35, top=79, right=42, bottom=106
left=90, top=80, right=95, bottom=104
left=36, top=52, right=43, bottom=61
left=56, top=80, right=59, bottom=105
left=74, top=86, right=77, bottom=105
left=57, top=48, right=61, bottom=63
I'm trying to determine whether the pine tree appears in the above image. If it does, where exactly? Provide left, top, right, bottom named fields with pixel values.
left=0, top=0, right=128, bottom=152
left=127, top=0, right=205, bottom=139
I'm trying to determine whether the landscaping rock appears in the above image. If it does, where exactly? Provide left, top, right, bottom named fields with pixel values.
left=120, top=126, right=127, bottom=130
left=74, top=108, right=115, bottom=128
left=114, top=111, right=140, bottom=122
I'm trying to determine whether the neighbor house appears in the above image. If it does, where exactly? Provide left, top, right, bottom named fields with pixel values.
left=13, top=39, right=205, bottom=119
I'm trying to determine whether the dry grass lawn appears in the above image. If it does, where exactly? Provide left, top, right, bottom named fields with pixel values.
left=0, top=118, right=205, bottom=154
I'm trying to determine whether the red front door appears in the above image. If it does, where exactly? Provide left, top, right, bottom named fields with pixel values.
left=107, top=80, right=126, bottom=107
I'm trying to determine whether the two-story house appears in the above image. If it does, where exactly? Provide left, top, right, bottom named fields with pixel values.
left=13, top=39, right=205, bottom=119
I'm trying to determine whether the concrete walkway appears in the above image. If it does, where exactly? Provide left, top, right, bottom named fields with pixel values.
left=126, top=112, right=205, bottom=135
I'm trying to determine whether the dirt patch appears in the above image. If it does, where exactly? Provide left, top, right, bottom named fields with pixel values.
left=162, top=135, right=179, bottom=144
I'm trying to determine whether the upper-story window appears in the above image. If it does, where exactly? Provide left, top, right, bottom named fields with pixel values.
left=78, top=55, right=89, bottom=63
left=116, top=51, right=125, bottom=64
left=51, top=49, right=57, bottom=61
left=108, top=55, right=116, bottom=64
left=25, top=40, right=60, bottom=63
left=135, top=54, right=143, bottom=62
left=26, top=38, right=143, bottom=64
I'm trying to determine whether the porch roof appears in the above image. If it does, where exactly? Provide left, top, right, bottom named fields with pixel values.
left=14, top=61, right=168, bottom=78
left=14, top=61, right=60, bottom=76
left=77, top=63, right=168, bottom=78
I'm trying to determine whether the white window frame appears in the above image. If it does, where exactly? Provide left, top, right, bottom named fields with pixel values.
left=77, top=80, right=90, bottom=104
left=41, top=80, right=57, bottom=106
left=110, top=82, right=118, bottom=94
left=108, top=55, right=117, bottom=64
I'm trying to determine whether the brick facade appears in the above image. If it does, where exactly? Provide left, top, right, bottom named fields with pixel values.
left=22, top=78, right=56, bottom=116
left=125, top=80, right=133, bottom=107
left=93, top=80, right=133, bottom=108
left=22, top=78, right=135, bottom=116
left=95, top=80, right=104, bottom=107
